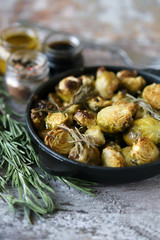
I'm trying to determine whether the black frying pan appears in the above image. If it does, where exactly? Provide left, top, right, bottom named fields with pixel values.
left=25, top=66, right=160, bottom=184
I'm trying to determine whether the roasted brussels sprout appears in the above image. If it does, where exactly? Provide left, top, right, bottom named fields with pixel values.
left=142, top=83, right=160, bottom=110
left=56, top=76, right=82, bottom=102
left=97, top=105, right=132, bottom=133
left=101, top=146, right=125, bottom=167
left=131, top=137, right=159, bottom=165
left=87, top=96, right=113, bottom=112
left=117, top=70, right=137, bottom=80
left=95, top=67, right=119, bottom=99
left=47, top=92, right=62, bottom=107
left=31, top=108, right=46, bottom=130
left=69, top=145, right=100, bottom=165
left=112, top=90, right=126, bottom=102
left=119, top=76, right=146, bottom=95
left=85, top=125, right=105, bottom=146
left=123, top=116, right=160, bottom=145
left=121, top=146, right=136, bottom=167
left=74, top=110, right=97, bottom=128
left=45, top=112, right=69, bottom=129
left=80, top=75, right=95, bottom=87
left=44, top=127, right=74, bottom=155
left=113, top=99, right=138, bottom=116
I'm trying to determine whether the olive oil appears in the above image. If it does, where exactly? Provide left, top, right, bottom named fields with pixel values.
left=0, top=26, right=39, bottom=74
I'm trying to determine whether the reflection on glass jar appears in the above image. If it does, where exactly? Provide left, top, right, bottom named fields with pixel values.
left=5, top=49, right=49, bottom=102
left=42, top=32, right=84, bottom=75
left=0, top=25, right=39, bottom=74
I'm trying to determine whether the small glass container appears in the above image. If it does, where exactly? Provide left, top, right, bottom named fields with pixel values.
left=42, top=32, right=83, bottom=74
left=0, top=25, right=39, bottom=74
left=5, top=49, right=49, bottom=102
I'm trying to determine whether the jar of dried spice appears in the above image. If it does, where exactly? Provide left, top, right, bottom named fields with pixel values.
left=5, top=49, right=49, bottom=102
left=0, top=25, right=39, bottom=74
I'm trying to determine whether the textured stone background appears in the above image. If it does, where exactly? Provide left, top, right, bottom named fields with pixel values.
left=1, top=1, right=160, bottom=240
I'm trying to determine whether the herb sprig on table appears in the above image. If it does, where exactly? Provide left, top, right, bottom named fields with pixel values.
left=0, top=77, right=96, bottom=223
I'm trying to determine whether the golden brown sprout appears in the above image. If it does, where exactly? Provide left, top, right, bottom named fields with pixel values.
left=31, top=108, right=46, bottom=130
left=44, top=128, right=74, bottom=155
left=63, top=103, right=81, bottom=115
left=95, top=67, right=119, bottom=99
left=101, top=146, right=125, bottom=167
left=97, top=105, right=132, bottom=133
left=113, top=99, right=138, bottom=116
left=117, top=70, right=137, bottom=80
left=85, top=125, right=105, bottom=146
left=87, top=96, right=113, bottom=112
left=142, top=83, right=160, bottom=109
left=68, top=145, right=100, bottom=165
left=112, top=90, right=126, bottom=102
left=131, top=137, right=159, bottom=165
left=56, top=76, right=82, bottom=102
left=74, top=110, right=97, bottom=128
left=120, top=76, right=146, bottom=95
left=123, top=116, right=160, bottom=145
left=121, top=146, right=136, bottom=167
left=45, top=112, right=69, bottom=130
left=47, top=93, right=62, bottom=107
left=80, top=75, right=95, bottom=87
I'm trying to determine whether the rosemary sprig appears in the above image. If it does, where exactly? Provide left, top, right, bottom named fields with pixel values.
left=126, top=93, right=160, bottom=121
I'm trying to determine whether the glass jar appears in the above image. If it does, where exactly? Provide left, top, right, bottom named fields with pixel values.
left=42, top=32, right=83, bottom=75
left=0, top=25, right=39, bottom=74
left=5, top=49, right=49, bottom=102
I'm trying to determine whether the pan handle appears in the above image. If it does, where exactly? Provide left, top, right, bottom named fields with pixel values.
left=38, top=149, right=79, bottom=177
left=143, top=68, right=160, bottom=77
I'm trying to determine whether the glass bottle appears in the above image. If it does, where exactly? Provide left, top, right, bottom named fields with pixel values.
left=5, top=49, right=49, bottom=102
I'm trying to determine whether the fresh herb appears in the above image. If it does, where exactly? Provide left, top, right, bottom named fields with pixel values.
left=0, top=77, right=96, bottom=223
left=58, top=124, right=98, bottom=156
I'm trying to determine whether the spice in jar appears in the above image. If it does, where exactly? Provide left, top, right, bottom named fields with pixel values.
left=5, top=49, right=49, bottom=102
left=0, top=25, right=39, bottom=74
left=42, top=32, right=83, bottom=75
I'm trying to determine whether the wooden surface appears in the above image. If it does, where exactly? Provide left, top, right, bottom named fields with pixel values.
left=1, top=1, right=160, bottom=240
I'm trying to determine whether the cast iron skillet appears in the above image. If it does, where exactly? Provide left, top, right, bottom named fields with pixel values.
left=25, top=66, right=160, bottom=184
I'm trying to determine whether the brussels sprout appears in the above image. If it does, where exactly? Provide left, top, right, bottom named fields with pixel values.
left=117, top=70, right=137, bottom=80
left=142, top=83, right=160, bottom=109
left=44, top=127, right=74, bottom=155
left=113, top=99, right=138, bottom=116
left=95, top=67, right=119, bottom=99
left=45, top=112, right=69, bottom=130
left=38, top=129, right=50, bottom=140
left=121, top=146, right=136, bottom=167
left=31, top=108, right=46, bottom=130
left=101, top=146, right=125, bottom=167
left=56, top=76, right=82, bottom=102
left=47, top=92, right=62, bottom=107
left=68, top=145, right=100, bottom=165
left=131, top=137, right=159, bottom=165
left=97, top=105, right=132, bottom=133
left=85, top=125, right=105, bottom=146
left=74, top=110, right=96, bottom=128
left=119, top=76, right=146, bottom=95
left=123, top=116, right=160, bottom=145
left=112, top=90, right=126, bottom=102
left=87, top=96, right=112, bottom=112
